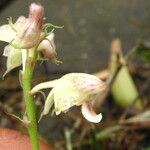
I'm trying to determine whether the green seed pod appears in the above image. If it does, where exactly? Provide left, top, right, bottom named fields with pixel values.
left=109, top=39, right=142, bottom=109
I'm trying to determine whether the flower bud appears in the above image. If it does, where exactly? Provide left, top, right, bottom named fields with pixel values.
left=38, top=33, right=57, bottom=61
left=14, top=16, right=27, bottom=29
left=12, top=3, right=44, bottom=49
left=29, top=3, right=44, bottom=29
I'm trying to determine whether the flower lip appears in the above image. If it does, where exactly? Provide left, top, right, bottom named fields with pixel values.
left=81, top=101, right=102, bottom=123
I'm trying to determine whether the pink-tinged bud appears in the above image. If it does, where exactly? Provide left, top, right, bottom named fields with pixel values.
left=12, top=19, right=41, bottom=49
left=14, top=16, right=27, bottom=29
left=29, top=3, right=44, bottom=29
left=12, top=3, right=44, bottom=49
left=38, top=33, right=57, bottom=60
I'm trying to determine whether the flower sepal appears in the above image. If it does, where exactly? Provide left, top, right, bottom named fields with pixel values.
left=2, top=45, right=22, bottom=78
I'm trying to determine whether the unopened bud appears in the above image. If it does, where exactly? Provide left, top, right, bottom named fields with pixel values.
left=29, top=3, right=44, bottom=29
left=38, top=33, right=57, bottom=61
left=14, top=16, right=27, bottom=29
left=12, top=3, right=44, bottom=49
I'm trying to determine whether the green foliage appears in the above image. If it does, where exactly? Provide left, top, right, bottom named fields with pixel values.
left=144, top=147, right=150, bottom=150
left=134, top=40, right=150, bottom=63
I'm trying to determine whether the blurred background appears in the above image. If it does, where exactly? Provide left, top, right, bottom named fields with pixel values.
left=0, top=0, right=150, bottom=150
left=0, top=0, right=150, bottom=73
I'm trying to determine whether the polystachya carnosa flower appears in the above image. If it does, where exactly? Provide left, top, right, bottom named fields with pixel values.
left=0, top=3, right=45, bottom=49
left=2, top=32, right=58, bottom=77
left=0, top=3, right=60, bottom=77
left=31, top=73, right=107, bottom=123
left=0, top=3, right=45, bottom=77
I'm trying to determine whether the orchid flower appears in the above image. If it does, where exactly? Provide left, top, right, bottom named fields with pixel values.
left=0, top=3, right=58, bottom=77
left=0, top=3, right=44, bottom=49
left=38, top=32, right=61, bottom=64
left=31, top=73, right=106, bottom=123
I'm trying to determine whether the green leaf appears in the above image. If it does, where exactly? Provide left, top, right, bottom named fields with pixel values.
left=143, top=147, right=150, bottom=150
left=95, top=125, right=123, bottom=141
left=134, top=41, right=150, bottom=63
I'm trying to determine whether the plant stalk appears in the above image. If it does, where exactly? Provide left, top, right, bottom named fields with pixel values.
left=22, top=53, right=39, bottom=150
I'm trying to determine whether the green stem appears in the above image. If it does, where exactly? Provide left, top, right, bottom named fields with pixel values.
left=22, top=53, right=39, bottom=150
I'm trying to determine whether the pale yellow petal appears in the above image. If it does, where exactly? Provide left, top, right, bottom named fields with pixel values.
left=54, top=82, right=87, bottom=114
left=30, top=79, right=60, bottom=94
left=3, top=46, right=22, bottom=78
left=61, top=73, right=106, bottom=94
left=0, top=24, right=16, bottom=43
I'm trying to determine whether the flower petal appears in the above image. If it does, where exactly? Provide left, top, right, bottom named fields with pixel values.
left=54, top=83, right=82, bottom=115
left=42, top=88, right=55, bottom=115
left=30, top=79, right=60, bottom=94
left=3, top=46, right=22, bottom=78
left=39, top=88, right=55, bottom=121
left=81, top=101, right=102, bottom=123
left=38, top=33, right=56, bottom=59
left=12, top=19, right=41, bottom=49
left=0, top=24, right=16, bottom=43
left=54, top=82, right=85, bottom=115
left=62, top=73, right=106, bottom=94
left=3, top=46, right=11, bottom=56
left=22, top=49, right=27, bottom=73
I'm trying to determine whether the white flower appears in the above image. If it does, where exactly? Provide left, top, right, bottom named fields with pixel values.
left=31, top=73, right=106, bottom=123
left=0, top=3, right=58, bottom=77
left=0, top=3, right=45, bottom=77
left=0, top=3, right=44, bottom=49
